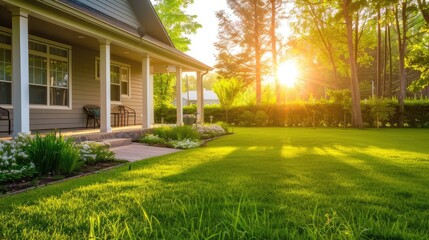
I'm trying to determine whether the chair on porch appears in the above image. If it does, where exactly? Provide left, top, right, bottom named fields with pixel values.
left=118, top=105, right=136, bottom=126
left=83, top=105, right=100, bottom=129
left=0, top=107, right=11, bottom=134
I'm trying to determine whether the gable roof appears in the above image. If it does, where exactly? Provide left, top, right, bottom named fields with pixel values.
left=60, top=0, right=174, bottom=47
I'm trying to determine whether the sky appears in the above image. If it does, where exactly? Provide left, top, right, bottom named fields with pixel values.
left=184, top=0, right=228, bottom=68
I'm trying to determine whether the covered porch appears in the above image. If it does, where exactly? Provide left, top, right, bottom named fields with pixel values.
left=0, top=0, right=211, bottom=137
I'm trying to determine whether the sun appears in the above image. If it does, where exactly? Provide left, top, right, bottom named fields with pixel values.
left=277, top=60, right=299, bottom=88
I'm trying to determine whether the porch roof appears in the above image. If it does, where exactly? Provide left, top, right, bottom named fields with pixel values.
left=0, top=0, right=212, bottom=73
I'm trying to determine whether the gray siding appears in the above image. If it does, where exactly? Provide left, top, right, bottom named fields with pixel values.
left=74, top=0, right=140, bottom=29
left=0, top=44, right=145, bottom=134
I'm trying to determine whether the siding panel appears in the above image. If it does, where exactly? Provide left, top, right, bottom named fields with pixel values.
left=74, top=0, right=140, bottom=29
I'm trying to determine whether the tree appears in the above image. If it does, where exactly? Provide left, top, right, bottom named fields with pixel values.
left=151, top=0, right=202, bottom=51
left=212, top=78, right=242, bottom=123
left=269, top=0, right=285, bottom=103
left=293, top=0, right=344, bottom=88
left=340, top=0, right=365, bottom=128
left=215, top=0, right=284, bottom=104
left=393, top=0, right=410, bottom=127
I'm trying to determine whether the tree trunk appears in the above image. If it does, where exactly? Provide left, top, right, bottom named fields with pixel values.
left=254, top=0, right=262, bottom=104
left=383, top=21, right=388, bottom=97
left=376, top=6, right=382, bottom=98
left=270, top=0, right=280, bottom=104
left=343, top=0, right=363, bottom=128
left=394, top=2, right=407, bottom=127
left=388, top=24, right=393, bottom=98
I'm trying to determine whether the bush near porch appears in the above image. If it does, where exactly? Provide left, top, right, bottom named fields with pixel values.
left=139, top=124, right=229, bottom=149
left=0, top=132, right=115, bottom=186
left=155, top=99, right=429, bottom=127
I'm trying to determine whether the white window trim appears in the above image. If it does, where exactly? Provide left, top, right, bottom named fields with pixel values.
left=0, top=27, right=73, bottom=110
left=95, top=57, right=131, bottom=102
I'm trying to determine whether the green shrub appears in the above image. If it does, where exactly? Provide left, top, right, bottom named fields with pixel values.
left=0, top=133, right=37, bottom=183
left=216, top=121, right=230, bottom=133
left=240, top=110, right=255, bottom=126
left=155, top=99, right=429, bottom=128
left=139, top=134, right=166, bottom=145
left=167, top=139, right=201, bottom=149
left=77, top=141, right=115, bottom=164
left=154, top=126, right=200, bottom=141
left=255, top=111, right=269, bottom=126
left=58, top=144, right=81, bottom=174
left=27, top=132, right=80, bottom=175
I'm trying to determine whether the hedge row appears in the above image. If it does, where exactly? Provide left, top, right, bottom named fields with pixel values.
left=155, top=100, right=429, bottom=128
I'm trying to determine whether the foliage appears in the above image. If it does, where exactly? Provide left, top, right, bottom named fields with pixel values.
left=369, top=98, right=396, bottom=128
left=153, top=73, right=175, bottom=111
left=154, top=126, right=200, bottom=141
left=76, top=141, right=115, bottom=164
left=196, top=124, right=227, bottom=139
left=156, top=99, right=429, bottom=128
left=168, top=139, right=201, bottom=149
left=212, top=77, right=242, bottom=123
left=215, top=121, right=230, bottom=133
left=0, top=134, right=36, bottom=183
left=1, top=133, right=116, bottom=184
left=151, top=0, right=201, bottom=52
left=139, top=134, right=167, bottom=145
left=406, top=27, right=429, bottom=92
left=27, top=132, right=82, bottom=175
left=1, top=128, right=429, bottom=239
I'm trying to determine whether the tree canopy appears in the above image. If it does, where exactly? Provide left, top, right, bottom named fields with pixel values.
left=151, top=0, right=201, bottom=51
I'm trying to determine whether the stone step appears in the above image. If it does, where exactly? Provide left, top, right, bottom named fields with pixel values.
left=100, top=138, right=132, bottom=148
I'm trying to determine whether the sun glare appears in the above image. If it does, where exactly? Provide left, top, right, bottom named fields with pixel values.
left=277, top=60, right=299, bottom=88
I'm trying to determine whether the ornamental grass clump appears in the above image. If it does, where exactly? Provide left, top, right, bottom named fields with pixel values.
left=154, top=126, right=200, bottom=141
left=27, top=132, right=81, bottom=175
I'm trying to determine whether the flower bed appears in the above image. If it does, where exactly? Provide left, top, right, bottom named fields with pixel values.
left=0, top=132, right=120, bottom=194
left=139, top=124, right=229, bottom=149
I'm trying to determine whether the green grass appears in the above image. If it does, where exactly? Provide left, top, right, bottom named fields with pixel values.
left=1, top=128, right=429, bottom=239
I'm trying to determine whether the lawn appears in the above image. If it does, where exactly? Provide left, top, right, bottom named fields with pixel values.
left=1, top=128, right=429, bottom=239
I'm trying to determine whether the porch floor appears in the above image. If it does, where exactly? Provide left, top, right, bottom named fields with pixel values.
left=0, top=125, right=149, bottom=141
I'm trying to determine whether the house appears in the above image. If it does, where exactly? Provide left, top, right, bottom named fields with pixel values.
left=0, top=0, right=211, bottom=136
left=182, top=90, right=219, bottom=106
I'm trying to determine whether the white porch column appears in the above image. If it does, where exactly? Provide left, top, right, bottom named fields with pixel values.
left=11, top=8, right=30, bottom=135
left=149, top=74, right=155, bottom=125
left=99, top=40, right=111, bottom=132
left=176, top=66, right=183, bottom=126
left=196, top=72, right=204, bottom=124
left=141, top=55, right=152, bottom=129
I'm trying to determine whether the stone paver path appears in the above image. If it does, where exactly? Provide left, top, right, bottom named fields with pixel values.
left=111, top=143, right=181, bottom=162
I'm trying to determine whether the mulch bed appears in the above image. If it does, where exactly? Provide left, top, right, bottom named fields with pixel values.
left=1, top=160, right=127, bottom=196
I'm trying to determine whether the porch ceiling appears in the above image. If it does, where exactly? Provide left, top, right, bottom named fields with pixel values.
left=0, top=5, right=197, bottom=73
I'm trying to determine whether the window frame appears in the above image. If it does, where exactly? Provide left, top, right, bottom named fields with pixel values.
left=0, top=28, right=73, bottom=110
left=0, top=38, right=12, bottom=107
left=95, top=58, right=131, bottom=104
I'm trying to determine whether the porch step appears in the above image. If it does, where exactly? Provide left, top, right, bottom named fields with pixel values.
left=100, top=138, right=132, bottom=148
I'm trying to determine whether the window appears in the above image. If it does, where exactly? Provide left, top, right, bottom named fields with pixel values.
left=95, top=59, right=130, bottom=102
left=0, top=30, right=71, bottom=108
left=29, top=41, right=70, bottom=107
left=0, top=34, right=11, bottom=105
